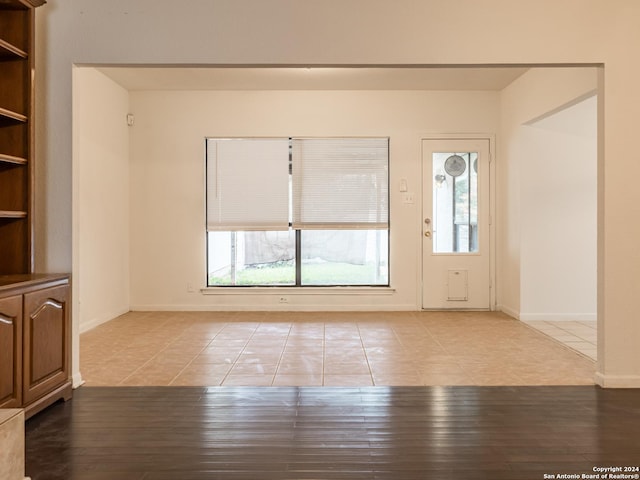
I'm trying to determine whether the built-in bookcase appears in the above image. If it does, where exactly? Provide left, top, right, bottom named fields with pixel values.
left=0, top=0, right=45, bottom=274
left=0, top=1, right=71, bottom=419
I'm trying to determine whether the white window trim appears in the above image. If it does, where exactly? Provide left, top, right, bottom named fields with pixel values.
left=200, top=286, right=395, bottom=295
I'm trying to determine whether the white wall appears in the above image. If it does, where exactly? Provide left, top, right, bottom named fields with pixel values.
left=85, top=70, right=597, bottom=320
left=129, top=89, right=499, bottom=310
left=520, top=96, right=597, bottom=320
left=498, top=68, right=598, bottom=320
left=38, top=0, right=640, bottom=387
left=73, top=68, right=131, bottom=334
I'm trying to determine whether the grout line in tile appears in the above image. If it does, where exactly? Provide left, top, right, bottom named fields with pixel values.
left=521, top=321, right=597, bottom=363
left=271, top=322, right=294, bottom=386
left=355, top=322, right=375, bottom=386
left=219, top=322, right=262, bottom=386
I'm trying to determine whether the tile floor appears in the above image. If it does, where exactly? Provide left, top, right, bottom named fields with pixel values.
left=80, top=311, right=596, bottom=387
left=523, top=320, right=597, bottom=360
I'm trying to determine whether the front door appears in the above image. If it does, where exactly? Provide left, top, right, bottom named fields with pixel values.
left=421, top=138, right=492, bottom=309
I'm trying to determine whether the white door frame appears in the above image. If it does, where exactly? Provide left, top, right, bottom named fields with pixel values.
left=420, top=134, right=497, bottom=311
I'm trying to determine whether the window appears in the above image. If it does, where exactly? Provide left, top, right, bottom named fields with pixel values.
left=432, top=152, right=478, bottom=253
left=206, top=137, right=389, bottom=286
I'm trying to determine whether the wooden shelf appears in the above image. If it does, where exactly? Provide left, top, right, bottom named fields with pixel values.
left=0, top=107, right=27, bottom=124
left=0, top=0, right=42, bottom=9
left=0, top=210, right=27, bottom=219
left=1, top=0, right=39, bottom=273
left=0, top=153, right=27, bottom=165
left=0, top=38, right=27, bottom=59
left=0, top=273, right=69, bottom=292
left=22, top=0, right=47, bottom=8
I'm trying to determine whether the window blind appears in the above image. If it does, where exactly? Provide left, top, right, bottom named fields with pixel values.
left=292, top=137, right=389, bottom=229
left=206, top=138, right=290, bottom=231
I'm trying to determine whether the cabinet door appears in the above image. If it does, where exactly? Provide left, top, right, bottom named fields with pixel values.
left=23, top=285, right=70, bottom=405
left=0, top=295, right=22, bottom=408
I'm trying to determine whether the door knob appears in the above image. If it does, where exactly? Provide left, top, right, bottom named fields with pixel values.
left=424, top=231, right=431, bottom=238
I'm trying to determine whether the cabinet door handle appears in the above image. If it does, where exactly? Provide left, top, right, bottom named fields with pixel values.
left=30, top=299, right=63, bottom=320
left=0, top=314, right=14, bottom=325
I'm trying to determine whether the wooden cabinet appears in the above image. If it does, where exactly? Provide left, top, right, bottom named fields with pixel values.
left=23, top=284, right=70, bottom=406
left=0, top=295, right=22, bottom=408
left=0, top=2, right=69, bottom=419
left=0, top=2, right=67, bottom=418
left=0, top=275, right=71, bottom=418
left=0, top=0, right=45, bottom=274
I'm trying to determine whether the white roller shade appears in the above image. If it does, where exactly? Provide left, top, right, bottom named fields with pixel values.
left=292, top=138, right=389, bottom=229
left=206, top=138, right=290, bottom=231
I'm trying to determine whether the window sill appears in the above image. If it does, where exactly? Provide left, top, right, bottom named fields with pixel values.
left=200, top=286, right=395, bottom=295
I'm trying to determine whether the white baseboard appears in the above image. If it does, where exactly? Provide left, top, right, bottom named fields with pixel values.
left=595, top=372, right=640, bottom=388
left=496, top=307, right=597, bottom=322
left=519, top=313, right=597, bottom=322
left=72, top=371, right=84, bottom=389
left=496, top=304, right=519, bottom=319
left=129, top=304, right=417, bottom=312
left=79, top=307, right=130, bottom=333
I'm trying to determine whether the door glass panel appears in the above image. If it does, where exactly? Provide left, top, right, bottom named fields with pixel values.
left=432, top=152, right=478, bottom=253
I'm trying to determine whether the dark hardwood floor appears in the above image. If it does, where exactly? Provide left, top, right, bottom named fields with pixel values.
left=25, top=386, right=640, bottom=480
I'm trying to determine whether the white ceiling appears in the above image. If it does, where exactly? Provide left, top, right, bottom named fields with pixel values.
left=95, top=66, right=529, bottom=91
